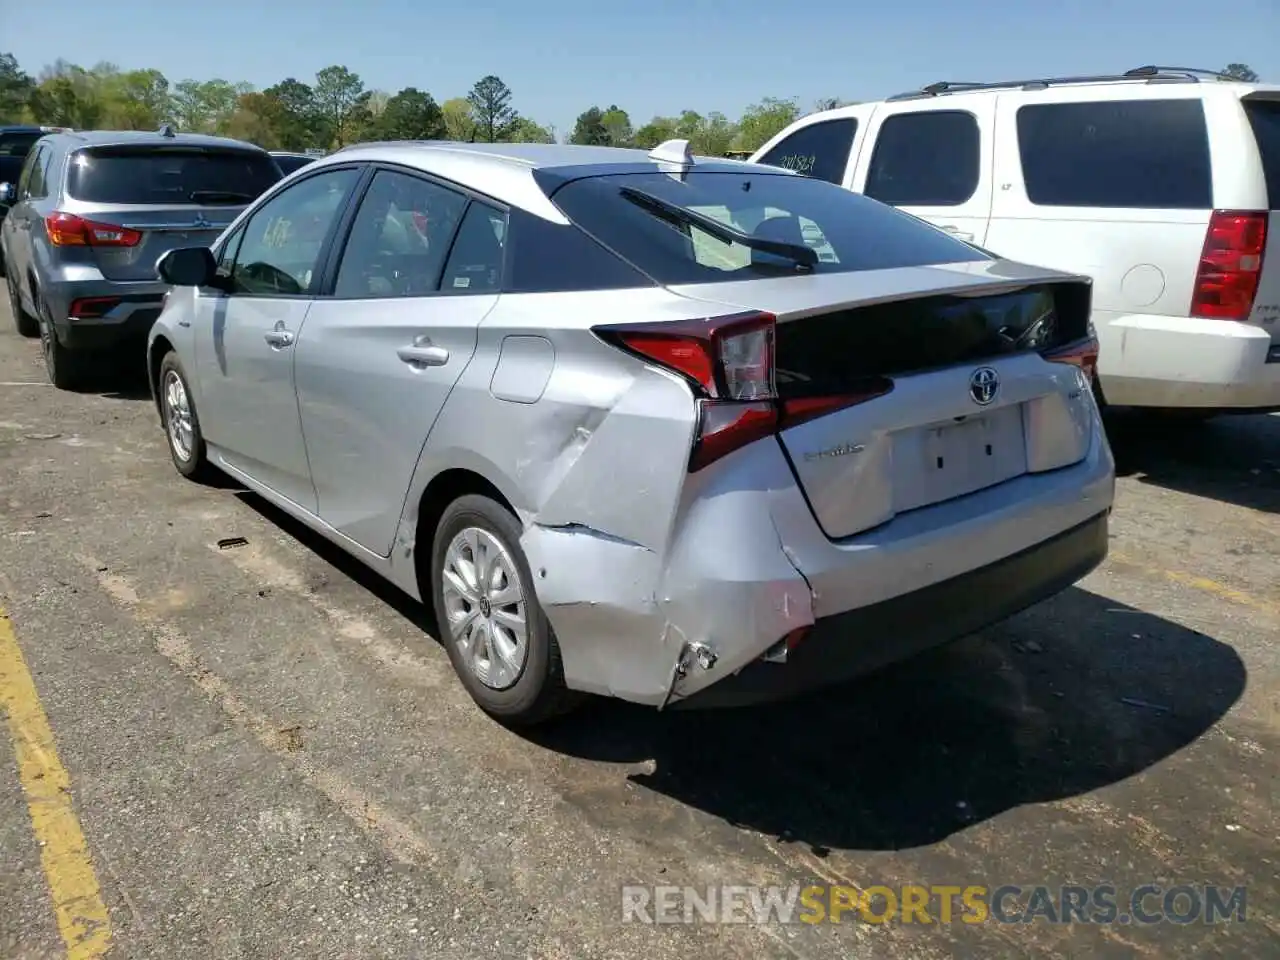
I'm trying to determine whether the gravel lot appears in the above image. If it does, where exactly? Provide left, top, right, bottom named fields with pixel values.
left=1, top=299, right=1277, bottom=959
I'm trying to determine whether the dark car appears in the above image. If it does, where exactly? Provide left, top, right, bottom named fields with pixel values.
left=270, top=151, right=319, bottom=175
left=0, top=126, right=70, bottom=243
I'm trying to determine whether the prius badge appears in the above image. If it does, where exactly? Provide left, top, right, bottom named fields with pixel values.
left=969, top=366, right=999, bottom=406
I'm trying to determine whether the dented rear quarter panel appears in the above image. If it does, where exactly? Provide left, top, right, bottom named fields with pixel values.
left=390, top=286, right=816, bottom=704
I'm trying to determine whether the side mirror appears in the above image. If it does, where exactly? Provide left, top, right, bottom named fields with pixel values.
left=156, top=246, right=218, bottom=287
left=0, top=183, right=13, bottom=205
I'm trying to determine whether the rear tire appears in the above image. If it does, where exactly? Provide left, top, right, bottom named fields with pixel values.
left=430, top=494, right=578, bottom=726
left=5, top=272, right=38, bottom=338
left=38, top=298, right=86, bottom=390
left=157, top=350, right=215, bottom=481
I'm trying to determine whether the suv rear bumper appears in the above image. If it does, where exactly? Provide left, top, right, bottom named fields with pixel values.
left=1096, top=313, right=1280, bottom=409
left=42, top=275, right=167, bottom=351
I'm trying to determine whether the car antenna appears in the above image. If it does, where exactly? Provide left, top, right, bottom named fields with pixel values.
left=648, top=138, right=694, bottom=180
left=158, top=123, right=177, bottom=138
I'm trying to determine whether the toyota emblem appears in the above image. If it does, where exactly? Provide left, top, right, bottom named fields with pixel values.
left=969, top=366, right=999, bottom=406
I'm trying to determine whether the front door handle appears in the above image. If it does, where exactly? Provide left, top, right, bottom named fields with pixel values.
left=264, top=323, right=295, bottom=348
left=940, top=224, right=975, bottom=242
left=397, top=337, right=449, bottom=368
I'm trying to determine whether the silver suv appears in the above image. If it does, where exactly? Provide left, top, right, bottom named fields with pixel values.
left=0, top=125, right=280, bottom=388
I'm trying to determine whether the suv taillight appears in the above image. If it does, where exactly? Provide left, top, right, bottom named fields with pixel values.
left=1191, top=211, right=1268, bottom=321
left=596, top=312, right=892, bottom=471
left=45, top=212, right=142, bottom=248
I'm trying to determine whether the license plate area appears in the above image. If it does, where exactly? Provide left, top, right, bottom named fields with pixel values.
left=892, top=403, right=1029, bottom=512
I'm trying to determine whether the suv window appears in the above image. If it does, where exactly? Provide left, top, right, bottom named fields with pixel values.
left=1243, top=99, right=1280, bottom=210
left=864, top=111, right=980, bottom=206
left=1016, top=99, right=1212, bottom=209
left=756, top=118, right=858, bottom=184
left=0, top=132, right=40, bottom=158
left=548, top=169, right=988, bottom=286
left=24, top=146, right=49, bottom=199
left=66, top=146, right=281, bottom=205
left=230, top=167, right=360, bottom=296
left=334, top=170, right=469, bottom=298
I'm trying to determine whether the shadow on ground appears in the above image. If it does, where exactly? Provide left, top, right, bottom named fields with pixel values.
left=235, top=490, right=1246, bottom=856
left=1106, top=410, right=1280, bottom=514
left=70, top=347, right=153, bottom=401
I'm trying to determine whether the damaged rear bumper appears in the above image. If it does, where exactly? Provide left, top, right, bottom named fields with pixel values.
left=669, top=509, right=1109, bottom=709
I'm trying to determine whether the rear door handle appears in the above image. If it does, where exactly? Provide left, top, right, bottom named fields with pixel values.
left=397, top=338, right=449, bottom=368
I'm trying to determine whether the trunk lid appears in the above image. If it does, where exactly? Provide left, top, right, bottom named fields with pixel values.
left=62, top=144, right=279, bottom=281
left=670, top=262, right=1097, bottom=539
left=1241, top=93, right=1280, bottom=347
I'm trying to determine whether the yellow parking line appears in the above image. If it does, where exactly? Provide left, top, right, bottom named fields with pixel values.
left=0, top=606, right=112, bottom=958
left=1109, top=551, right=1280, bottom=619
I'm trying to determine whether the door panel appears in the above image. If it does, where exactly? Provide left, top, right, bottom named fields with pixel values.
left=852, top=100, right=996, bottom=246
left=191, top=165, right=364, bottom=509
left=296, top=173, right=505, bottom=556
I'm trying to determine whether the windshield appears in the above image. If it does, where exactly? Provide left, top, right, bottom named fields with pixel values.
left=545, top=169, right=990, bottom=285
left=67, top=146, right=281, bottom=204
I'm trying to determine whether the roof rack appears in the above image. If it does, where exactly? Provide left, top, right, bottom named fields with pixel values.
left=886, top=65, right=1232, bottom=102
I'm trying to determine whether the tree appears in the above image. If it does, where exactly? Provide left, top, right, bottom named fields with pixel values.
left=28, top=64, right=103, bottom=129
left=1222, top=63, right=1259, bottom=82
left=814, top=97, right=846, bottom=112
left=100, top=68, right=172, bottom=129
left=633, top=116, right=677, bottom=149
left=223, top=92, right=284, bottom=148
left=441, top=97, right=476, bottom=142
left=368, top=87, right=444, bottom=141
left=734, top=97, right=800, bottom=152
left=599, top=105, right=633, bottom=147
left=467, top=75, right=517, bottom=142
left=0, top=53, right=34, bottom=122
left=313, top=65, right=366, bottom=147
left=262, top=78, right=321, bottom=150
left=570, top=106, right=610, bottom=145
left=505, top=116, right=555, bottom=143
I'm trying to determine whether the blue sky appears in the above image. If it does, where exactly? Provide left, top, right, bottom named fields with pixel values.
left=6, top=0, right=1278, bottom=136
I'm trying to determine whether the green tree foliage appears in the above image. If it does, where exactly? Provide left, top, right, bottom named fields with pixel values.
left=1, top=49, right=869, bottom=159
left=1221, top=63, right=1260, bottom=82
left=467, top=75, right=518, bottom=142
left=366, top=87, right=444, bottom=141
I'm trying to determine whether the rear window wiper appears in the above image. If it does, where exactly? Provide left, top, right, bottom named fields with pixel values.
left=189, top=189, right=255, bottom=204
left=618, top=185, right=817, bottom=270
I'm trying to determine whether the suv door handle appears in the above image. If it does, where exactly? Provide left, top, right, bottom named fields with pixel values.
left=397, top=338, right=449, bottom=368
left=263, top=325, right=295, bottom=348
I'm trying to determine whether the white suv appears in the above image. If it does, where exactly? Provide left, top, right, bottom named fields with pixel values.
left=750, top=66, right=1280, bottom=414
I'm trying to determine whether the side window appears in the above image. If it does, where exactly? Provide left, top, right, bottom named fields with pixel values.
left=440, top=202, right=506, bottom=294
left=214, top=224, right=246, bottom=281
left=756, top=118, right=858, bottom=184
left=229, top=167, right=359, bottom=296
left=333, top=170, right=468, bottom=298
left=1016, top=100, right=1212, bottom=209
left=26, top=147, right=49, bottom=199
left=15, top=146, right=38, bottom=197
left=864, top=111, right=980, bottom=206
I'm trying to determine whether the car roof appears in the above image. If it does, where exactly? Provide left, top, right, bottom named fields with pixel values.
left=310, top=140, right=790, bottom=223
left=48, top=129, right=268, bottom=153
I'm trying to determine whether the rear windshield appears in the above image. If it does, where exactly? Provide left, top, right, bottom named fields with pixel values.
left=1243, top=99, right=1280, bottom=209
left=66, top=146, right=281, bottom=204
left=544, top=170, right=989, bottom=285
left=0, top=132, right=41, bottom=158
left=273, top=154, right=315, bottom=175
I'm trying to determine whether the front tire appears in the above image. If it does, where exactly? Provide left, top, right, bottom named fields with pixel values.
left=5, top=272, right=38, bottom=338
left=430, top=494, right=577, bottom=726
left=157, top=351, right=215, bottom=481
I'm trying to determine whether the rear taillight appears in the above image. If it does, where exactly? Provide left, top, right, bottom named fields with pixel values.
left=1191, top=211, right=1267, bottom=321
left=69, top=296, right=121, bottom=319
left=597, top=311, right=892, bottom=471
left=1044, top=335, right=1100, bottom=383
left=45, top=211, right=142, bottom=248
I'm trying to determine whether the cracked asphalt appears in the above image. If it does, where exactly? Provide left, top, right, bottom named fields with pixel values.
left=1, top=297, right=1278, bottom=959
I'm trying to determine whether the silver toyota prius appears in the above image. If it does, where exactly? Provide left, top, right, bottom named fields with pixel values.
left=146, top=139, right=1115, bottom=725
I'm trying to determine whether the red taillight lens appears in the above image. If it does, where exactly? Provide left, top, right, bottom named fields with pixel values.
left=598, top=311, right=890, bottom=471
left=46, top=211, right=142, bottom=248
left=1191, top=211, right=1267, bottom=321
left=69, top=296, right=121, bottom=319
left=1044, top=335, right=1100, bottom=383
